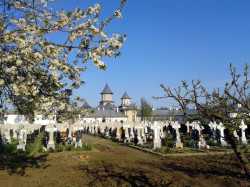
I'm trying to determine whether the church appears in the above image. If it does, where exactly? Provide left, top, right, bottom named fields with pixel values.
left=82, top=84, right=138, bottom=123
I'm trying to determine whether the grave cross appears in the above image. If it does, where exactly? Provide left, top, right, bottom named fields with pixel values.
left=240, top=121, right=247, bottom=144
left=172, top=121, right=183, bottom=148
left=46, top=124, right=57, bottom=149
left=151, top=122, right=161, bottom=149
left=16, top=126, right=26, bottom=151
left=217, top=123, right=227, bottom=146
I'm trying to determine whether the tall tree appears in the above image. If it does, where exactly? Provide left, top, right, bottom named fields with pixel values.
left=140, top=98, right=153, bottom=122
left=158, top=63, right=250, bottom=177
left=131, top=102, right=138, bottom=122
left=0, top=0, right=127, bottom=121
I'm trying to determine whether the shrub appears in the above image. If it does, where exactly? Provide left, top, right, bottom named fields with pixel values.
left=164, top=133, right=173, bottom=141
left=184, top=134, right=191, bottom=140
left=111, top=138, right=119, bottom=142
left=38, top=145, right=44, bottom=153
left=11, top=138, right=19, bottom=144
left=206, top=139, right=218, bottom=146
left=68, top=145, right=75, bottom=151
left=242, top=144, right=247, bottom=149
left=185, top=140, right=196, bottom=148
left=162, top=139, right=175, bottom=148
left=0, top=144, right=17, bottom=155
left=57, top=144, right=64, bottom=152
left=27, top=144, right=35, bottom=154
left=243, top=147, right=248, bottom=153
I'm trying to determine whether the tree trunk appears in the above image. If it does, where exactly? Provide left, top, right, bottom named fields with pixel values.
left=225, top=129, right=250, bottom=178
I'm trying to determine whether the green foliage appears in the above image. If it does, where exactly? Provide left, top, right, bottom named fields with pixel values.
left=242, top=144, right=249, bottom=153
left=184, top=134, right=191, bottom=140
left=164, top=133, right=173, bottom=141
left=0, top=144, right=17, bottom=155
left=27, top=142, right=36, bottom=154
left=245, top=118, right=250, bottom=125
left=140, top=98, right=153, bottom=121
left=154, top=147, right=166, bottom=154
left=162, top=133, right=175, bottom=148
left=206, top=140, right=218, bottom=146
left=11, top=138, right=19, bottom=144
left=68, top=145, right=75, bottom=151
left=111, top=138, right=119, bottom=142
left=185, top=140, right=196, bottom=148
left=38, top=145, right=44, bottom=153
left=163, top=140, right=175, bottom=148
left=57, top=144, right=64, bottom=152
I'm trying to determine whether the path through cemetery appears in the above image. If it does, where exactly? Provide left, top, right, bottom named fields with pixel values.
left=0, top=134, right=249, bottom=186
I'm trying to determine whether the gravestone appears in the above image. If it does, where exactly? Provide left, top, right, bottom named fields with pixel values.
left=116, top=127, right=121, bottom=140
left=12, top=126, right=18, bottom=139
left=104, top=126, right=109, bottom=137
left=135, top=126, right=143, bottom=145
left=46, top=124, right=57, bottom=149
left=75, top=130, right=82, bottom=148
left=130, top=126, right=134, bottom=139
left=152, top=122, right=161, bottom=149
left=197, top=135, right=208, bottom=149
left=209, top=122, right=217, bottom=142
left=17, top=128, right=26, bottom=151
left=123, top=124, right=130, bottom=143
left=240, top=121, right=247, bottom=144
left=172, top=121, right=183, bottom=148
left=217, top=123, right=227, bottom=146
left=233, top=131, right=239, bottom=140
left=186, top=121, right=190, bottom=134
left=142, top=127, right=147, bottom=143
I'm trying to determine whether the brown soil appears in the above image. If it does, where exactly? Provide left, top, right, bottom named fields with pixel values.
left=0, top=134, right=249, bottom=187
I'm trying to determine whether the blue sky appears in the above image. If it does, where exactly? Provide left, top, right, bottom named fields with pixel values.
left=52, top=0, right=250, bottom=108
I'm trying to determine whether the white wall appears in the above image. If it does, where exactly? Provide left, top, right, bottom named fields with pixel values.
left=4, top=114, right=55, bottom=125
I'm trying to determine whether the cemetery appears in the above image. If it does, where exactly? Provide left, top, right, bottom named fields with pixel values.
left=0, top=0, right=250, bottom=186
left=0, top=114, right=249, bottom=186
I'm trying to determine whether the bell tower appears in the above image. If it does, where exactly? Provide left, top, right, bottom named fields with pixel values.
left=100, top=84, right=114, bottom=106
left=121, top=91, right=131, bottom=107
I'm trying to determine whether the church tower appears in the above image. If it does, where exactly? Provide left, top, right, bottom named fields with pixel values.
left=121, top=91, right=131, bottom=108
left=119, top=91, right=137, bottom=122
left=100, top=84, right=114, bottom=106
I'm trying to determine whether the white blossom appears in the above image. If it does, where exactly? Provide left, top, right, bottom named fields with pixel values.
left=0, top=0, right=127, bottom=121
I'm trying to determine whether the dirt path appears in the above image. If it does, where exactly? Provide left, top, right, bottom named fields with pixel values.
left=0, top=134, right=248, bottom=187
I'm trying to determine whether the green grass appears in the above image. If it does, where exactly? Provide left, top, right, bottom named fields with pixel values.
left=57, top=144, right=64, bottom=152
left=68, top=145, right=75, bottom=151
left=11, top=138, right=19, bottom=144
left=27, top=132, right=45, bottom=155
left=38, top=145, right=44, bottom=153
left=154, top=147, right=166, bottom=154
left=82, top=144, right=92, bottom=151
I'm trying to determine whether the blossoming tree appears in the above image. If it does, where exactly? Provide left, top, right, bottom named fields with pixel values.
left=0, top=0, right=127, bottom=121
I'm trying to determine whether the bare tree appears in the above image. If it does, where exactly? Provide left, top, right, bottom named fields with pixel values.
left=157, top=63, right=249, bottom=177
